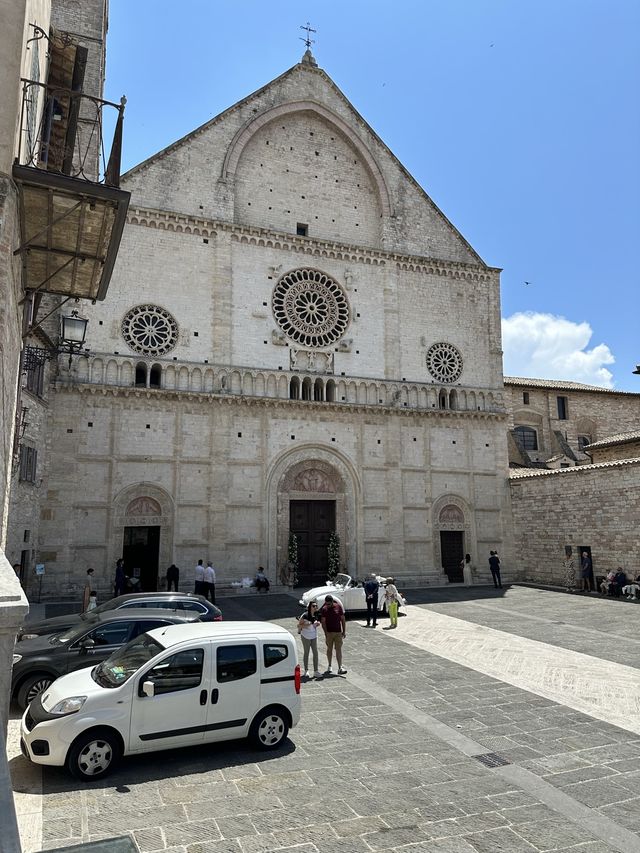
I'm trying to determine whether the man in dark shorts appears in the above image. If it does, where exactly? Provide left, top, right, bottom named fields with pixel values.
left=580, top=551, right=593, bottom=592
left=319, top=594, right=347, bottom=675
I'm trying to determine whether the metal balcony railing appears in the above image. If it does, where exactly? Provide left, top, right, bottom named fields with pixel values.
left=15, top=78, right=125, bottom=187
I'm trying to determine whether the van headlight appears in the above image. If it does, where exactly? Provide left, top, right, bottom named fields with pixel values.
left=49, top=696, right=87, bottom=715
left=12, top=653, right=22, bottom=665
left=19, top=633, right=38, bottom=641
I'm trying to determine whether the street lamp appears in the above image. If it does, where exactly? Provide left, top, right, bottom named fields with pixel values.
left=23, top=309, right=89, bottom=371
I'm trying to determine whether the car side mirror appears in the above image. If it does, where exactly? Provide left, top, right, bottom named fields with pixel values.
left=142, top=680, right=155, bottom=698
left=80, top=638, right=96, bottom=654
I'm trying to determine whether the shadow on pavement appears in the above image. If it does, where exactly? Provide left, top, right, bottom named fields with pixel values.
left=9, top=735, right=296, bottom=794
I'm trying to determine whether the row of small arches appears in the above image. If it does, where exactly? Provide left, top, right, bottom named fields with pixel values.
left=73, top=357, right=503, bottom=412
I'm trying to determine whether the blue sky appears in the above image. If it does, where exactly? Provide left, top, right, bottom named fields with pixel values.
left=104, top=1, right=639, bottom=390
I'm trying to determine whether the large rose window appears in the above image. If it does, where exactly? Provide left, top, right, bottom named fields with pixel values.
left=121, top=304, right=178, bottom=356
left=272, top=268, right=350, bottom=348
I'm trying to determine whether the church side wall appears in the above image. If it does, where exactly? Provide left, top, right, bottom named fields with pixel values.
left=509, top=462, right=640, bottom=584
left=31, top=389, right=510, bottom=600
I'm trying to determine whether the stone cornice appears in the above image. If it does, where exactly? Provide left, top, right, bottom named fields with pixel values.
left=126, top=206, right=498, bottom=283
left=55, top=381, right=507, bottom=421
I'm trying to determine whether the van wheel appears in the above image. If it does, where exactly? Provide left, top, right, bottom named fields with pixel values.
left=17, top=674, right=53, bottom=711
left=66, top=730, right=121, bottom=781
left=249, top=708, right=289, bottom=750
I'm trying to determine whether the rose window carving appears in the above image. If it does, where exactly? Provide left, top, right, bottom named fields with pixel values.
left=272, top=268, right=350, bottom=348
left=121, top=305, right=178, bottom=356
left=426, top=342, right=463, bottom=383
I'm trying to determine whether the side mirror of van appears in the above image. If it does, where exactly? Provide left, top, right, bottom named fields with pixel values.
left=79, top=638, right=96, bottom=654
left=142, top=680, right=155, bottom=698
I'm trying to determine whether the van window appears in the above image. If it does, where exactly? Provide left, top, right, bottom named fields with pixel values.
left=217, top=645, right=257, bottom=683
left=264, top=644, right=288, bottom=668
left=141, top=648, right=204, bottom=696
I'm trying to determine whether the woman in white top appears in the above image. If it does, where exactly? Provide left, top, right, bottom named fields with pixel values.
left=297, top=602, right=321, bottom=678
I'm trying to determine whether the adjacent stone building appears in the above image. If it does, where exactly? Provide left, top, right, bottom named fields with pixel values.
left=21, top=49, right=513, bottom=599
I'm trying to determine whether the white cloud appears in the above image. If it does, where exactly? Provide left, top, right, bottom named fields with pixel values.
left=501, top=312, right=615, bottom=388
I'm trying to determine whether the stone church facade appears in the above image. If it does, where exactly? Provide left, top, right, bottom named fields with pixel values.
left=13, top=50, right=512, bottom=598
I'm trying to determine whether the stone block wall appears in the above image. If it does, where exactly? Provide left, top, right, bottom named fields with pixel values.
left=509, top=461, right=640, bottom=584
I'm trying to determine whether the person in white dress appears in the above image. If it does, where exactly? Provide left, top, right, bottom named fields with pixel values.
left=461, top=553, right=474, bottom=587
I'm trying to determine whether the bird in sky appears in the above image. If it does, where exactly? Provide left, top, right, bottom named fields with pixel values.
left=524, top=280, right=532, bottom=286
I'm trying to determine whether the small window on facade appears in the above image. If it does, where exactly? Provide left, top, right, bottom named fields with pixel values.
left=296, top=223, right=308, bottom=237
left=135, top=363, right=147, bottom=387
left=513, top=426, right=538, bottom=451
left=149, top=364, right=162, bottom=388
left=523, top=391, right=530, bottom=404
left=26, top=360, right=45, bottom=397
left=578, top=435, right=591, bottom=451
left=557, top=396, right=568, bottom=420
left=560, top=463, right=570, bottom=468
left=217, top=644, right=257, bottom=682
left=19, top=445, right=38, bottom=483
left=264, top=644, right=288, bottom=668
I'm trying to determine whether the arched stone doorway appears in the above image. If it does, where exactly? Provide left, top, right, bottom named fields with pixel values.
left=112, top=484, right=174, bottom=592
left=266, top=447, right=360, bottom=587
left=433, top=495, right=474, bottom=583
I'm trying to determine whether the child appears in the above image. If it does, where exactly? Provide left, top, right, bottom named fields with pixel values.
left=87, top=590, right=98, bottom=611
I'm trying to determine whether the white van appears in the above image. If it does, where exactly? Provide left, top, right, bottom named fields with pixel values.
left=20, top=621, right=301, bottom=780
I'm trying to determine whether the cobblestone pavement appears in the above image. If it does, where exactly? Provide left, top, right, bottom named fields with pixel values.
left=9, top=585, right=640, bottom=852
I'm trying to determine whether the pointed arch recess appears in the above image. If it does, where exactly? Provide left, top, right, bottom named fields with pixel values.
left=222, top=100, right=392, bottom=217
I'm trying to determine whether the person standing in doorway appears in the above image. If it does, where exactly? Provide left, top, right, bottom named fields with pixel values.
left=363, top=573, right=380, bottom=627
left=204, top=561, right=216, bottom=604
left=82, top=568, right=95, bottom=612
left=461, top=554, right=474, bottom=587
left=114, top=558, right=126, bottom=597
left=580, top=551, right=593, bottom=593
left=166, top=563, right=179, bottom=592
left=194, top=559, right=205, bottom=595
left=319, top=595, right=347, bottom=675
left=489, top=551, right=502, bottom=588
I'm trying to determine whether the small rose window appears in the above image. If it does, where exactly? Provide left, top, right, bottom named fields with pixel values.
left=426, top=342, right=463, bottom=383
left=121, top=305, right=178, bottom=357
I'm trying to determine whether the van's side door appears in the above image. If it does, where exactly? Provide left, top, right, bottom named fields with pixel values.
left=205, top=642, right=260, bottom=740
left=128, top=644, right=211, bottom=752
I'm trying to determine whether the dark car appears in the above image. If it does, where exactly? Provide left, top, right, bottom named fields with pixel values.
left=17, top=592, right=222, bottom=641
left=12, top=609, right=202, bottom=710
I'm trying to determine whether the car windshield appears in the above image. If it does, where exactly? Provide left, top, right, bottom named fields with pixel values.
left=334, top=573, right=350, bottom=587
left=92, top=633, right=164, bottom=688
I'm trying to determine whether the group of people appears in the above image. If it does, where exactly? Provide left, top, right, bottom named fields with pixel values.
left=193, top=560, right=217, bottom=604
left=456, top=552, right=503, bottom=589
left=296, top=574, right=403, bottom=679
left=599, top=568, right=639, bottom=599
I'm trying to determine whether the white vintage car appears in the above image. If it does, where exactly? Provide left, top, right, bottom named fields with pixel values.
left=298, top=573, right=406, bottom=613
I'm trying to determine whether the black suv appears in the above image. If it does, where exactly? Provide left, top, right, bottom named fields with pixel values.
left=12, top=609, right=202, bottom=709
left=18, top=592, right=222, bottom=642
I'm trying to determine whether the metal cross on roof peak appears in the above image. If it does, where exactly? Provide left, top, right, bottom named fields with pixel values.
left=299, top=22, right=316, bottom=49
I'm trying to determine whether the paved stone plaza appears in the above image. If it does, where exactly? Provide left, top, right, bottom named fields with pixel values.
left=9, top=585, right=640, bottom=852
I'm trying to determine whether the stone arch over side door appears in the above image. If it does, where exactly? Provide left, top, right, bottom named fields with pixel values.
left=265, top=446, right=361, bottom=585
left=432, top=494, right=476, bottom=581
left=111, top=483, right=174, bottom=590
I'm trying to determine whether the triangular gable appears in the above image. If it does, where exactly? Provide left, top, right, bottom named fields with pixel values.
left=122, top=55, right=485, bottom=265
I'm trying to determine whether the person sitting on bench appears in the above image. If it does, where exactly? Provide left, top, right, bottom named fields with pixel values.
left=255, top=566, right=270, bottom=593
